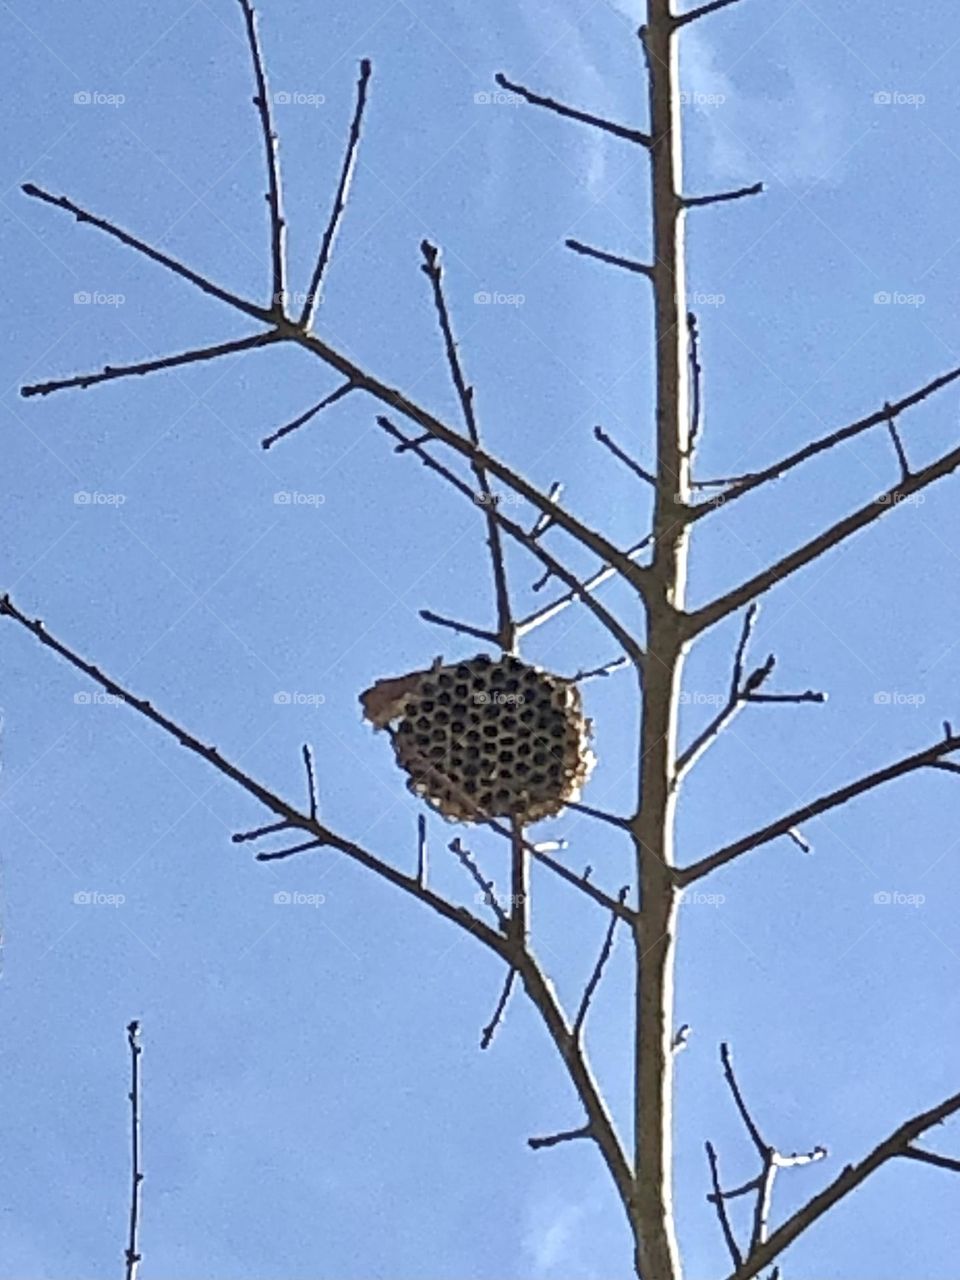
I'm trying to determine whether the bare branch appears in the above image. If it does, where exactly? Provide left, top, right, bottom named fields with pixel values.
left=376, top=416, right=646, bottom=672
left=2, top=604, right=639, bottom=1229
left=449, top=837, right=508, bottom=931
left=687, top=311, right=704, bottom=455
left=420, top=239, right=515, bottom=650
left=884, top=402, right=911, bottom=482
left=22, top=332, right=281, bottom=399
left=255, top=838, right=326, bottom=861
left=594, top=425, right=657, bottom=488
left=237, top=0, right=286, bottom=311
left=416, top=814, right=427, bottom=887
left=509, top=820, right=529, bottom=948
left=529, top=1123, right=592, bottom=1151
left=720, top=1043, right=768, bottom=1157
left=566, top=801, right=631, bottom=831
left=563, top=656, right=630, bottom=684
left=675, top=0, right=746, bottom=27
left=676, top=606, right=822, bottom=781
left=706, top=1140, right=743, bottom=1270
left=683, top=182, right=764, bottom=208
left=900, top=1145, right=960, bottom=1174
left=566, top=239, right=655, bottom=279
left=261, top=380, right=354, bottom=450
left=672, top=1024, right=692, bottom=1053
left=686, top=439, right=960, bottom=636
left=232, top=819, right=290, bottom=844
left=495, top=72, right=651, bottom=147
left=723, top=1088, right=960, bottom=1280
left=23, top=187, right=642, bottom=596
left=20, top=183, right=270, bottom=324
left=302, top=744, right=319, bottom=820
left=573, top=887, right=629, bottom=1040
left=418, top=610, right=499, bottom=644
left=516, top=537, right=652, bottom=638
left=719, top=1044, right=827, bottom=1255
left=124, top=1020, right=144, bottom=1280
left=300, top=58, right=372, bottom=329
left=679, top=729, right=960, bottom=885
left=530, top=483, right=563, bottom=538
left=687, top=361, right=960, bottom=522
left=480, top=967, right=516, bottom=1049
left=0, top=593, right=509, bottom=956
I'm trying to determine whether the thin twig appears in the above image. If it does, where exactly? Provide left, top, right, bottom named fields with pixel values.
left=516, top=537, right=653, bottom=638
left=256, top=838, right=325, bottom=861
left=675, top=603, right=822, bottom=781
left=899, top=1146, right=960, bottom=1174
left=683, top=182, right=764, bottom=208
left=675, top=0, right=745, bottom=26
left=573, top=887, right=629, bottom=1040
left=261, top=380, right=354, bottom=450
left=420, top=240, right=515, bottom=651
left=495, top=73, right=651, bottom=147
left=884, top=402, right=911, bottom=482
left=232, top=818, right=290, bottom=844
left=688, top=311, right=704, bottom=455
left=562, top=656, right=630, bottom=683
left=679, top=728, right=960, bottom=885
left=449, top=837, right=508, bottom=931
left=22, top=186, right=647, bottom=598
left=419, top=610, right=498, bottom=644
left=566, top=239, right=655, bottom=279
left=706, top=1140, right=743, bottom=1270
left=687, top=361, right=960, bottom=522
left=509, top=819, right=529, bottom=948
left=237, top=0, right=286, bottom=311
left=480, top=967, right=516, bottom=1049
left=566, top=801, right=630, bottom=831
left=302, top=744, right=319, bottom=820
left=300, top=59, right=372, bottom=329
left=685, top=434, right=960, bottom=636
left=417, top=814, right=427, bottom=887
left=723, top=1088, right=960, bottom=1280
left=529, top=1124, right=592, bottom=1150
left=22, top=332, right=281, bottom=399
left=530, top=483, right=563, bottom=538
left=376, top=416, right=646, bottom=672
left=124, top=1020, right=144, bottom=1280
left=594, top=426, right=657, bottom=487
left=720, top=1043, right=768, bottom=1156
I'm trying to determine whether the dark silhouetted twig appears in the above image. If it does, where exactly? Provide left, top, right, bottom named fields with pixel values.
left=124, top=1020, right=144, bottom=1280
left=567, top=239, right=655, bottom=278
left=300, top=59, right=372, bottom=329
left=261, top=380, right=354, bottom=449
left=481, top=967, right=517, bottom=1049
left=238, top=0, right=287, bottom=311
left=594, top=426, right=657, bottom=488
left=496, top=73, right=651, bottom=147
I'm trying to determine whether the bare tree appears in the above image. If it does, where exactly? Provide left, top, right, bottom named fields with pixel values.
left=7, top=2, right=960, bottom=1276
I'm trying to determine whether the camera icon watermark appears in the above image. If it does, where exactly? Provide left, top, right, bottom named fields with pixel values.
left=273, top=890, right=325, bottom=906
left=273, top=691, right=326, bottom=708
left=73, top=90, right=125, bottom=107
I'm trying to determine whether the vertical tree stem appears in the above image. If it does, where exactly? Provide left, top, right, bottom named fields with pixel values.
left=631, top=5, right=690, bottom=1277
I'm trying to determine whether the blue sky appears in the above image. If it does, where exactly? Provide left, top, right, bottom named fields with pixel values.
left=2, top=0, right=960, bottom=1277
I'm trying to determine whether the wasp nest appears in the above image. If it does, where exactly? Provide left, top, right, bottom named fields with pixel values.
left=360, top=654, right=595, bottom=824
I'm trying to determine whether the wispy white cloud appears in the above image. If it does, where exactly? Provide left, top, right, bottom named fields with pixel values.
left=681, top=25, right=850, bottom=188
left=522, top=1197, right=596, bottom=1278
